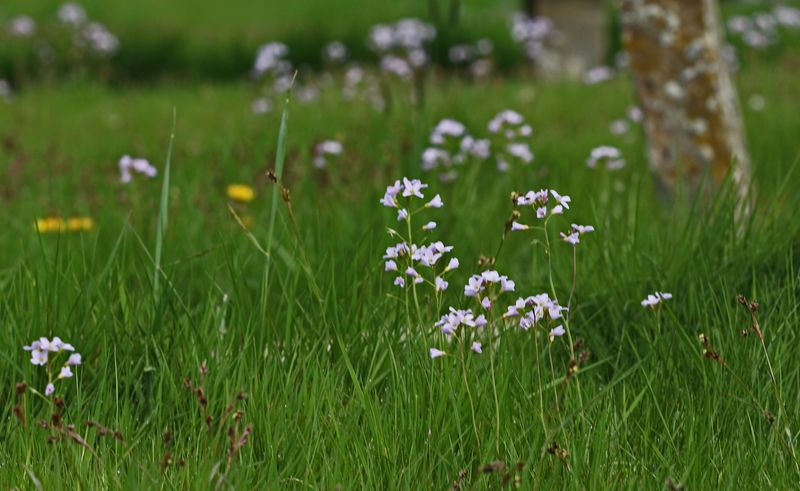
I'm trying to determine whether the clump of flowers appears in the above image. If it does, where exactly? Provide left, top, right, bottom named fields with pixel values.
left=75, top=22, right=119, bottom=56
left=35, top=216, right=94, bottom=233
left=57, top=3, right=88, bottom=27
left=340, top=64, right=385, bottom=111
left=727, top=6, right=800, bottom=50
left=368, top=18, right=436, bottom=80
left=119, top=155, right=157, bottom=183
left=509, top=12, right=557, bottom=63
left=7, top=15, right=37, bottom=38
left=487, top=110, right=534, bottom=172
left=421, top=119, right=489, bottom=181
left=586, top=145, right=625, bottom=171
left=380, top=178, right=459, bottom=318
left=322, top=41, right=349, bottom=66
left=23, top=337, right=81, bottom=397
left=504, top=293, right=565, bottom=338
left=448, top=38, right=494, bottom=78
left=313, top=140, right=343, bottom=169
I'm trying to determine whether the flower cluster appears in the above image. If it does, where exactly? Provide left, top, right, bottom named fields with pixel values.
left=727, top=6, right=800, bottom=50
left=428, top=269, right=517, bottom=358
left=381, top=178, right=457, bottom=292
left=119, top=155, right=157, bottom=183
left=7, top=15, right=36, bottom=38
left=23, top=337, right=82, bottom=396
left=58, top=3, right=88, bottom=27
left=436, top=307, right=487, bottom=336
left=641, top=291, right=672, bottom=308
left=504, top=294, right=566, bottom=339
left=586, top=145, right=625, bottom=171
left=509, top=13, right=557, bottom=62
left=487, top=110, right=534, bottom=172
left=559, top=224, right=594, bottom=245
left=512, top=189, right=571, bottom=228
left=421, top=119, right=489, bottom=181
left=75, top=21, right=119, bottom=56
left=340, top=65, right=385, bottom=111
left=369, top=18, right=436, bottom=79
left=448, top=39, right=494, bottom=78
left=322, top=41, right=348, bottom=66
left=313, top=140, right=343, bottom=169
left=252, top=42, right=291, bottom=80
left=464, top=270, right=515, bottom=300
left=35, top=216, right=94, bottom=233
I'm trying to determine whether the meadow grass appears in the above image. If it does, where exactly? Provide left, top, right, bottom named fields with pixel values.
left=1, top=60, right=800, bottom=488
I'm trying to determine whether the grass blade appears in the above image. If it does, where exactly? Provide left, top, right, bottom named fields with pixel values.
left=153, top=109, right=176, bottom=300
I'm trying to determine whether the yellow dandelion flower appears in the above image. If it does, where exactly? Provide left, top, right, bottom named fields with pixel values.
left=34, top=217, right=65, bottom=233
left=227, top=184, right=255, bottom=203
left=66, top=217, right=94, bottom=232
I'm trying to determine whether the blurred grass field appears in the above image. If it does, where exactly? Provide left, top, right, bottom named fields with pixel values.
left=1, top=1, right=800, bottom=489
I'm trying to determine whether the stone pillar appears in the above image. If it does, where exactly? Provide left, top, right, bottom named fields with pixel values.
left=619, top=0, right=751, bottom=200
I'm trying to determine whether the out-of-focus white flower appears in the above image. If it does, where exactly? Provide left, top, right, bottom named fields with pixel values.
left=76, top=22, right=119, bottom=55
left=119, top=155, right=157, bottom=183
left=322, top=41, right=348, bottom=64
left=253, top=42, right=290, bottom=78
left=429, top=348, right=446, bottom=359
left=58, top=3, right=88, bottom=27
left=586, top=145, right=625, bottom=171
left=583, top=66, right=615, bottom=85
left=313, top=139, right=343, bottom=169
left=251, top=98, right=272, bottom=115
left=8, top=16, right=37, bottom=38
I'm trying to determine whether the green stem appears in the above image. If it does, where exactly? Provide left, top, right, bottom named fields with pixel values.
left=459, top=334, right=481, bottom=453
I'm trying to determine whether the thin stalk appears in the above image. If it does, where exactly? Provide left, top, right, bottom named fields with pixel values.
left=487, top=305, right=501, bottom=456
left=542, top=220, right=585, bottom=414
left=459, top=333, right=481, bottom=452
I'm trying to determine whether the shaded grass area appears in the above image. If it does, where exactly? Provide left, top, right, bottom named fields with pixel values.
left=0, top=67, right=799, bottom=487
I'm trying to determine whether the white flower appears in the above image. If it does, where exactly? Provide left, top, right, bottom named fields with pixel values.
left=549, top=325, right=565, bottom=340
left=429, top=348, right=446, bottom=359
left=471, top=342, right=483, bottom=354
left=435, top=276, right=449, bottom=292
left=641, top=291, right=672, bottom=308
left=445, top=258, right=459, bottom=272
left=385, top=260, right=398, bottom=272
left=425, top=194, right=443, bottom=208
left=560, top=232, right=580, bottom=245
left=58, top=366, right=74, bottom=379
left=550, top=190, right=571, bottom=210
left=586, top=145, right=625, bottom=170
left=511, top=221, right=529, bottom=231
left=422, top=221, right=437, bottom=231
left=402, top=177, right=427, bottom=198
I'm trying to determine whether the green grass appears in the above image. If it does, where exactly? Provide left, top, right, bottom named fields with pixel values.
left=1, top=53, right=800, bottom=488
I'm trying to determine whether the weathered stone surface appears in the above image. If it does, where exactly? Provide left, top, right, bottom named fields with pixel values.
left=619, top=0, right=750, bottom=199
